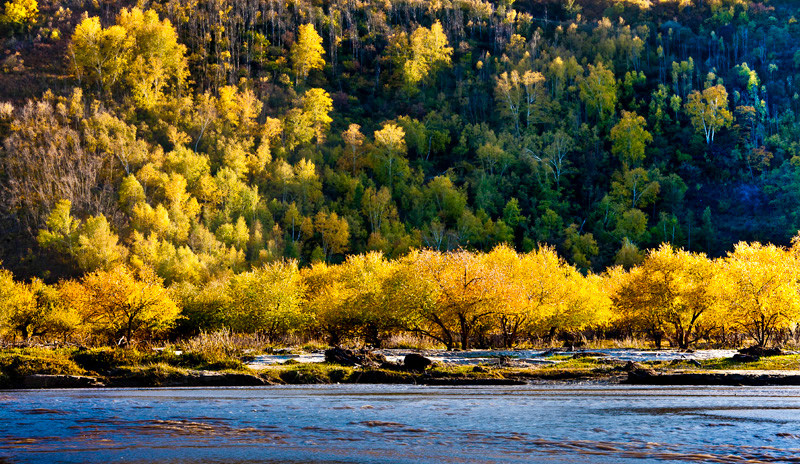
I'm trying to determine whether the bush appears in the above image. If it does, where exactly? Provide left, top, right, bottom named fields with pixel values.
left=71, top=347, right=143, bottom=373
left=0, top=349, right=84, bottom=386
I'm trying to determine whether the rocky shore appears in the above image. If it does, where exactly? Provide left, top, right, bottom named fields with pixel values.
left=3, top=346, right=799, bottom=389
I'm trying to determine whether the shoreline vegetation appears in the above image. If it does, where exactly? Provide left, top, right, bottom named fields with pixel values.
left=3, top=344, right=800, bottom=389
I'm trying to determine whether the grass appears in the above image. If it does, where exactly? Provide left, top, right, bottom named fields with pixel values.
left=663, top=354, right=800, bottom=371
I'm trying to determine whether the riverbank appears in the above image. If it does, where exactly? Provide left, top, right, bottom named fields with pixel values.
left=2, top=347, right=799, bottom=389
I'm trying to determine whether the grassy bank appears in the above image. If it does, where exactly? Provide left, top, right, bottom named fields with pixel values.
left=3, top=347, right=800, bottom=388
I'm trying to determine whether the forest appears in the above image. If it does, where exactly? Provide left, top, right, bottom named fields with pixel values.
left=1, top=0, right=800, bottom=349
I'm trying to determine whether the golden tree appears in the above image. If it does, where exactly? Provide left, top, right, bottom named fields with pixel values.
left=62, top=265, right=178, bottom=344
left=410, top=249, right=502, bottom=350
left=714, top=242, right=800, bottom=347
left=611, top=244, right=716, bottom=349
left=290, top=23, right=325, bottom=85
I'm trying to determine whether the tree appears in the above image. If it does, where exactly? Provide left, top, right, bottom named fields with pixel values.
left=291, top=23, right=325, bottom=85
left=610, top=111, right=652, bottom=166
left=362, top=187, right=394, bottom=234
left=611, top=244, right=716, bottom=349
left=116, top=8, right=188, bottom=108
left=410, top=249, right=502, bottom=350
left=315, top=211, right=349, bottom=261
left=0, top=270, right=77, bottom=341
left=715, top=242, right=800, bottom=347
left=224, top=260, right=307, bottom=340
left=495, top=70, right=545, bottom=135
left=579, top=62, right=617, bottom=123
left=310, top=253, right=405, bottom=346
left=390, top=21, right=453, bottom=92
left=1, top=95, right=105, bottom=233
left=62, top=265, right=178, bottom=344
left=71, top=8, right=187, bottom=103
left=301, top=88, right=333, bottom=145
left=1, top=0, right=38, bottom=35
left=340, top=124, right=366, bottom=175
left=685, top=85, right=733, bottom=144
left=38, top=200, right=127, bottom=272
left=373, top=123, right=407, bottom=192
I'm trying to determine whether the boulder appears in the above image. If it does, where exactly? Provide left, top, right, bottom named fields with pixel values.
left=739, top=346, right=783, bottom=357
left=324, top=347, right=363, bottom=366
left=732, top=353, right=760, bottom=363
left=403, top=353, right=432, bottom=372
left=324, top=347, right=385, bottom=367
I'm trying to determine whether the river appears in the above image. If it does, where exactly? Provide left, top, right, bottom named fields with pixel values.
left=2, top=384, right=800, bottom=463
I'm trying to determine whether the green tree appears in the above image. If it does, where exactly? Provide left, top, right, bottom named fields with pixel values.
left=579, top=62, right=617, bottom=123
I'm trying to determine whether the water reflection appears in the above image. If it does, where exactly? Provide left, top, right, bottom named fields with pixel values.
left=2, top=385, right=800, bottom=463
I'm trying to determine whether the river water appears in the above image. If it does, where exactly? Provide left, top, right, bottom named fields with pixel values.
left=2, top=384, right=800, bottom=463
left=246, top=349, right=740, bottom=368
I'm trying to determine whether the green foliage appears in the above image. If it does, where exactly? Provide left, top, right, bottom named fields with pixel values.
left=2, top=0, right=800, bottom=351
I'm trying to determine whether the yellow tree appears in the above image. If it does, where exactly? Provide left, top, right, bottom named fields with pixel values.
left=339, top=124, right=366, bottom=176
left=0, top=270, right=78, bottom=341
left=335, top=253, right=404, bottom=346
left=411, top=249, right=503, bottom=350
left=116, top=8, right=188, bottom=108
left=511, top=245, right=608, bottom=344
left=70, top=8, right=187, bottom=104
left=290, top=23, right=325, bottom=85
left=62, top=265, right=178, bottom=344
left=715, top=242, right=800, bottom=347
left=611, top=244, right=716, bottom=349
left=1, top=0, right=38, bottom=34
left=301, top=88, right=333, bottom=145
left=70, top=15, right=132, bottom=94
left=224, top=260, right=307, bottom=340
left=301, top=261, right=348, bottom=345
left=406, top=21, right=453, bottom=89
left=315, top=211, right=350, bottom=261
left=373, top=123, right=407, bottom=192
left=685, top=84, right=733, bottom=144
left=610, top=111, right=652, bottom=166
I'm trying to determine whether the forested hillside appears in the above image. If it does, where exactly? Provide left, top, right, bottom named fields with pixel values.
left=2, top=0, right=800, bottom=348
left=1, top=0, right=798, bottom=278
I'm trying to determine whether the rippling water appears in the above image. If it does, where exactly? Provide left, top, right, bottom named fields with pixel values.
left=2, top=384, right=800, bottom=463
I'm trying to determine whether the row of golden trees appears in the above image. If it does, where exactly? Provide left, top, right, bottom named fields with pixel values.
left=2, top=240, right=800, bottom=349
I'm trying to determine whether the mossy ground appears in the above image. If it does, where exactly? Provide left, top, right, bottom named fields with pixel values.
left=656, top=354, right=800, bottom=371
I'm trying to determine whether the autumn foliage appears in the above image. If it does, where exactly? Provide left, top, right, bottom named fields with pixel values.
left=4, top=238, right=800, bottom=349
